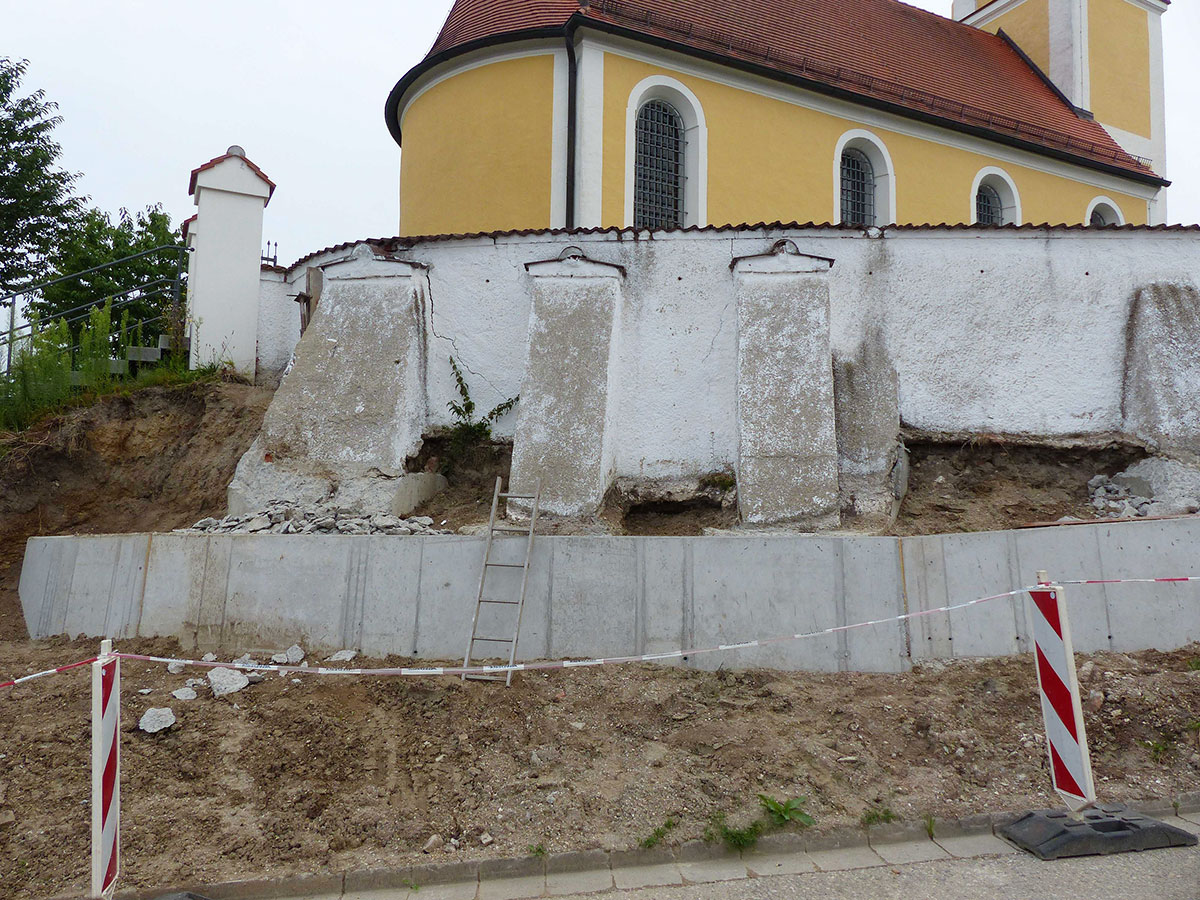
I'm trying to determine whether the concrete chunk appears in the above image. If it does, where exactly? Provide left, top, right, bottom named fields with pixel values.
left=208, top=667, right=249, bottom=698
left=138, top=707, right=176, bottom=733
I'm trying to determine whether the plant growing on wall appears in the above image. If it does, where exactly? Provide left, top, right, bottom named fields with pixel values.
left=446, top=356, right=516, bottom=455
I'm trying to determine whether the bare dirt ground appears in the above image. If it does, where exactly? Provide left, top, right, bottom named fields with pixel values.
left=0, top=382, right=273, bottom=641
left=1, top=638, right=1199, bottom=899
left=891, top=440, right=1147, bottom=536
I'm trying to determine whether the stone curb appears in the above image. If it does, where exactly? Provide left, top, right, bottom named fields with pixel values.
left=93, top=794, right=1198, bottom=900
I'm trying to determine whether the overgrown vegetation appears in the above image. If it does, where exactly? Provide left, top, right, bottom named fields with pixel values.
left=703, top=795, right=814, bottom=852
left=1, top=299, right=210, bottom=432
left=440, top=356, right=517, bottom=472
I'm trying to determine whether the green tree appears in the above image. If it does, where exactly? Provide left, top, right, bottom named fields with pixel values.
left=0, top=58, right=83, bottom=299
left=29, top=205, right=183, bottom=343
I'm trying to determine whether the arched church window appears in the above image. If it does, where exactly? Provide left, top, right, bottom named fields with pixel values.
left=840, top=148, right=875, bottom=227
left=1086, top=197, right=1124, bottom=226
left=970, top=168, right=1021, bottom=226
left=634, top=99, right=685, bottom=230
left=975, top=183, right=1003, bottom=226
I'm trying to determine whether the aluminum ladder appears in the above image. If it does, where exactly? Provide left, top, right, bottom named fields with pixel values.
left=462, top=476, right=542, bottom=685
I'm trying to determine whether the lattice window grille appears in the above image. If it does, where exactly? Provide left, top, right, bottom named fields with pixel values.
left=976, top=183, right=1004, bottom=226
left=634, top=99, right=686, bottom=230
left=840, top=148, right=876, bottom=227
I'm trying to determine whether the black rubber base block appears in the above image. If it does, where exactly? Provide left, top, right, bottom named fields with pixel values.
left=999, top=803, right=1197, bottom=860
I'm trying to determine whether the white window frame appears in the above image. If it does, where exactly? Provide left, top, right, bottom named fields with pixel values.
left=833, top=129, right=896, bottom=226
left=624, top=75, right=707, bottom=228
left=1086, top=196, right=1126, bottom=226
left=969, top=166, right=1022, bottom=225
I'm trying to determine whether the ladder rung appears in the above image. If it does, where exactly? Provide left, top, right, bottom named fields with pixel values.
left=480, top=599, right=520, bottom=605
left=471, top=637, right=514, bottom=643
left=464, top=674, right=507, bottom=681
left=486, top=562, right=525, bottom=568
left=499, top=493, right=536, bottom=500
left=491, top=525, right=530, bottom=534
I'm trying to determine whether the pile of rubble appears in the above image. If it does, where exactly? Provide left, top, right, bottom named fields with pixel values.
left=177, top=501, right=452, bottom=536
left=137, top=644, right=359, bottom=734
left=1088, top=457, right=1200, bottom=519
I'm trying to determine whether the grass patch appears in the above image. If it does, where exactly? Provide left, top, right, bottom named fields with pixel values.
left=640, top=818, right=677, bottom=850
left=860, top=806, right=899, bottom=828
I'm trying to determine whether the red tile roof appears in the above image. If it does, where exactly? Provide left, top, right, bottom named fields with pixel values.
left=412, top=0, right=1157, bottom=181
left=188, top=151, right=277, bottom=201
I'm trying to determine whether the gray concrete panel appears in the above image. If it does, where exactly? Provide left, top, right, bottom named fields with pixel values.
left=64, top=534, right=148, bottom=639
left=413, top=536, right=486, bottom=660
left=191, top=534, right=234, bottom=649
left=1093, top=519, right=1200, bottom=651
left=357, top=536, right=423, bottom=657
left=840, top=537, right=908, bottom=672
left=548, top=537, right=639, bottom=659
left=902, top=536, right=954, bottom=660
left=139, top=534, right=212, bottom=644
left=19, top=536, right=73, bottom=640
left=936, top=531, right=1023, bottom=659
left=220, top=535, right=350, bottom=652
left=638, top=538, right=689, bottom=659
left=1012, top=524, right=1111, bottom=652
left=689, top=538, right=841, bottom=671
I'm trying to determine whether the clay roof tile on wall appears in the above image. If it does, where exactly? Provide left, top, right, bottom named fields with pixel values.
left=407, top=0, right=1158, bottom=182
left=188, top=152, right=277, bottom=201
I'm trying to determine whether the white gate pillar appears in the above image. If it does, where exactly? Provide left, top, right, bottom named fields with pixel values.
left=185, top=145, right=274, bottom=376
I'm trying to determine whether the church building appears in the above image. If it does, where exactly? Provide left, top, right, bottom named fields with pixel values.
left=386, top=0, right=1169, bottom=235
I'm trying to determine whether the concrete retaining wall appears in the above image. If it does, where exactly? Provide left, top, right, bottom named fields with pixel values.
left=20, top=518, right=1200, bottom=672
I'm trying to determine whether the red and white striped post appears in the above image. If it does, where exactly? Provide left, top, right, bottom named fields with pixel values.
left=1029, top=571, right=1096, bottom=811
left=91, top=639, right=120, bottom=898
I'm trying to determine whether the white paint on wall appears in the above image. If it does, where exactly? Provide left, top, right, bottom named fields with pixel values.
left=263, top=225, right=1200, bottom=498
left=575, top=38, right=605, bottom=227
left=255, top=268, right=297, bottom=382
left=187, top=151, right=272, bottom=375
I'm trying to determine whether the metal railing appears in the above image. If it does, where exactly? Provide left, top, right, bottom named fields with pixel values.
left=1, top=244, right=188, bottom=373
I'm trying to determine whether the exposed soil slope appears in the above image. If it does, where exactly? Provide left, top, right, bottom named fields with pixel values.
left=0, top=382, right=273, bottom=640
left=0, top=638, right=1197, bottom=899
left=892, top=441, right=1147, bottom=536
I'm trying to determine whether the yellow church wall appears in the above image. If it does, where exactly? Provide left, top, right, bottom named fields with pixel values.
left=600, top=51, right=1147, bottom=227
left=1088, top=0, right=1152, bottom=138
left=399, top=55, right=555, bottom=236
left=977, top=0, right=1052, bottom=75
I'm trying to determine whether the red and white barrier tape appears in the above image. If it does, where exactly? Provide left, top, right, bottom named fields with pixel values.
left=113, top=586, right=1031, bottom=677
left=0, top=656, right=98, bottom=690
left=1054, top=577, right=1200, bottom=585
left=3, top=576, right=1196, bottom=687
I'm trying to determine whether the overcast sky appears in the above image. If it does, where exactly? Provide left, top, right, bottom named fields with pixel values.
left=6, top=0, right=1197, bottom=265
